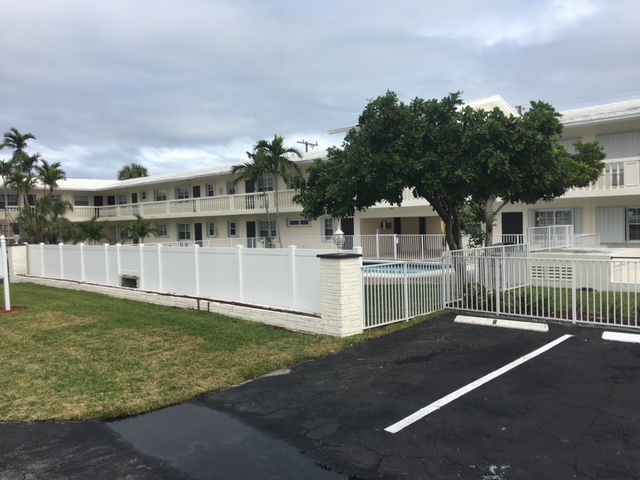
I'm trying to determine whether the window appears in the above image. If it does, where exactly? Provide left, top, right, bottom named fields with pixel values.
left=228, top=221, right=238, bottom=237
left=285, top=174, right=299, bottom=190
left=287, top=218, right=310, bottom=227
left=207, top=222, right=218, bottom=237
left=535, top=210, right=572, bottom=227
left=259, top=220, right=277, bottom=239
left=0, top=194, right=18, bottom=209
left=74, top=195, right=90, bottom=206
left=154, top=189, right=167, bottom=201
left=206, top=183, right=216, bottom=197
left=176, top=186, right=190, bottom=199
left=50, top=194, right=61, bottom=203
left=156, top=224, right=169, bottom=237
left=322, top=218, right=335, bottom=242
left=178, top=223, right=191, bottom=240
left=118, top=194, right=127, bottom=205
left=118, top=226, right=128, bottom=240
left=628, top=208, right=640, bottom=241
left=226, top=181, right=236, bottom=195
left=140, top=191, right=147, bottom=201
left=258, top=176, right=275, bottom=192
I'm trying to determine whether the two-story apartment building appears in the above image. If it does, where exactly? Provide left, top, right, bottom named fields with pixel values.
left=1, top=96, right=639, bottom=248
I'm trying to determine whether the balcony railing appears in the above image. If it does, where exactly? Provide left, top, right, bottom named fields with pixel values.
left=50, top=190, right=300, bottom=222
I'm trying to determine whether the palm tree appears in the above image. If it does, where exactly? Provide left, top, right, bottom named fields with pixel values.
left=16, top=195, right=75, bottom=244
left=0, top=160, right=13, bottom=209
left=35, top=159, right=67, bottom=195
left=5, top=170, right=36, bottom=207
left=117, top=163, right=149, bottom=180
left=122, top=214, right=159, bottom=244
left=1, top=128, right=36, bottom=171
left=231, top=150, right=273, bottom=246
left=74, top=216, right=110, bottom=245
left=253, top=135, right=302, bottom=247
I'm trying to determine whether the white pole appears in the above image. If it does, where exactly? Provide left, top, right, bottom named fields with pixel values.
left=1, top=235, right=10, bottom=311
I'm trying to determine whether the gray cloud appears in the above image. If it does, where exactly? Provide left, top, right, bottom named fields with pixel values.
left=2, top=0, right=639, bottom=179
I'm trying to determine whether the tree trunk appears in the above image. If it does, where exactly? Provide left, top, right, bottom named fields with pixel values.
left=484, top=197, right=495, bottom=247
left=274, top=180, right=282, bottom=248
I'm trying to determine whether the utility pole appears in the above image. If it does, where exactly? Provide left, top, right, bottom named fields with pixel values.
left=297, top=139, right=318, bottom=153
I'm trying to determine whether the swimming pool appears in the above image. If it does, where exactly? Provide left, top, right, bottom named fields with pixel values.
left=362, top=261, right=446, bottom=278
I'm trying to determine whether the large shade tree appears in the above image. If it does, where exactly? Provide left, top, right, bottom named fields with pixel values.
left=294, top=91, right=605, bottom=250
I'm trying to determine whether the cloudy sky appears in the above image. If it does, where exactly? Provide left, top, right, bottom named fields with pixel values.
left=2, top=0, right=639, bottom=180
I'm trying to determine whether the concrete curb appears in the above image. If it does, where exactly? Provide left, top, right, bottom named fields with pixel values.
left=602, top=331, right=640, bottom=344
left=454, top=315, right=549, bottom=332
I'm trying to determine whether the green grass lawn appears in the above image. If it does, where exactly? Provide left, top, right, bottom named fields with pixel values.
left=0, top=282, right=439, bottom=422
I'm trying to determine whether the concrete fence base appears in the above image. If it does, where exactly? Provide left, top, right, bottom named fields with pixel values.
left=16, top=275, right=361, bottom=337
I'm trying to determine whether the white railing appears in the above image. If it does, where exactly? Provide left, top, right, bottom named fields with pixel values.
left=26, top=243, right=325, bottom=314
left=444, top=253, right=640, bottom=329
left=359, top=234, right=447, bottom=260
left=573, top=233, right=601, bottom=248
left=528, top=225, right=574, bottom=251
left=362, top=260, right=443, bottom=329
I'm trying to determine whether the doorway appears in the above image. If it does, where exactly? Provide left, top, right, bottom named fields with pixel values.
left=501, top=212, right=523, bottom=244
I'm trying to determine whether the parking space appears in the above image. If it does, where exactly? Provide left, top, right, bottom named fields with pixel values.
left=197, top=314, right=640, bottom=479
left=2, top=313, right=639, bottom=479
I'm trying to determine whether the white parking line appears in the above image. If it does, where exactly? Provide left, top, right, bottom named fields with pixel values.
left=385, top=334, right=574, bottom=434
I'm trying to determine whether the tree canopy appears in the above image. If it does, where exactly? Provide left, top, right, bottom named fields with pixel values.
left=294, top=91, right=606, bottom=250
left=117, top=163, right=149, bottom=180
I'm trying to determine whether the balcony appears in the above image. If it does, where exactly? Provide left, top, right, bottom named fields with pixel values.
left=68, top=190, right=301, bottom=222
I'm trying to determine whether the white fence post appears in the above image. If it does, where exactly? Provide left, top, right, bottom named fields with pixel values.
left=194, top=244, right=200, bottom=297
left=104, top=243, right=110, bottom=285
left=58, top=242, right=64, bottom=279
left=157, top=244, right=163, bottom=292
left=40, top=242, right=45, bottom=276
left=394, top=234, right=398, bottom=260
left=116, top=243, right=122, bottom=284
left=139, top=243, right=145, bottom=290
left=236, top=245, right=244, bottom=302
left=1, top=236, right=10, bottom=311
left=289, top=245, right=297, bottom=310
left=80, top=243, right=86, bottom=282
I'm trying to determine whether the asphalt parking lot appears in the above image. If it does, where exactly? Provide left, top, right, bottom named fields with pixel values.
left=1, top=313, right=639, bottom=479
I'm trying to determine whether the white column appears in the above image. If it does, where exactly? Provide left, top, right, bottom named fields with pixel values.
left=104, top=243, right=110, bottom=285
left=317, top=252, right=363, bottom=337
left=80, top=243, right=86, bottom=282
left=236, top=244, right=244, bottom=302
left=1, top=236, right=10, bottom=311
left=289, top=245, right=297, bottom=310
left=58, top=242, right=64, bottom=279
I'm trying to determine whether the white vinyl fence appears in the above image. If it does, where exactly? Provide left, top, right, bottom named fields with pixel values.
left=27, top=243, right=323, bottom=314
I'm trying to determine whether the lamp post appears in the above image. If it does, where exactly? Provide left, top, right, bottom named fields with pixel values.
left=333, top=228, right=345, bottom=251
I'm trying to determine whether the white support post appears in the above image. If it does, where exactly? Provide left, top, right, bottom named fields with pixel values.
left=236, top=244, right=244, bottom=302
left=58, top=242, right=64, bottom=279
left=157, top=244, right=164, bottom=292
left=403, top=262, right=409, bottom=320
left=116, top=243, right=122, bottom=282
left=394, top=234, right=398, bottom=260
left=1, top=236, right=10, bottom=311
left=376, top=233, right=380, bottom=259
left=104, top=243, right=110, bottom=285
left=40, top=242, right=45, bottom=277
left=194, top=244, right=200, bottom=297
left=138, top=243, right=145, bottom=290
left=80, top=243, right=86, bottom=282
left=289, top=245, right=297, bottom=310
